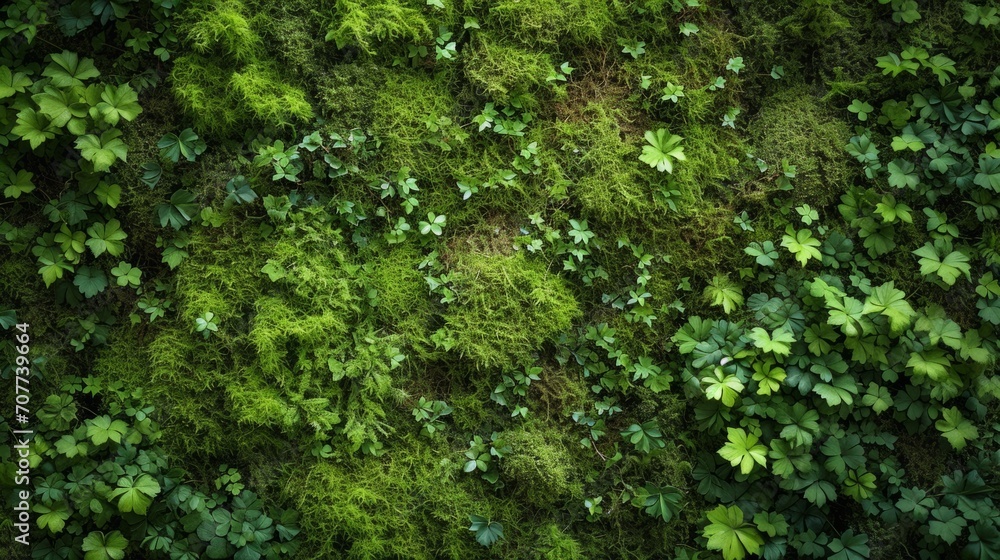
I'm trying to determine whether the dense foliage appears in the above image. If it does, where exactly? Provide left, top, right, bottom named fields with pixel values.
left=2, top=0, right=999, bottom=558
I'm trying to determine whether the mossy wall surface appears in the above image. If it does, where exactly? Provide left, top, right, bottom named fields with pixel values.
left=3, top=0, right=1000, bottom=559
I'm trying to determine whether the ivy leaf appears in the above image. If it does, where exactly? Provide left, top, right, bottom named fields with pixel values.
left=639, top=129, right=686, bottom=173
left=73, top=266, right=109, bottom=298
left=76, top=130, right=128, bottom=172
left=718, top=428, right=767, bottom=475
left=97, top=83, right=142, bottom=125
left=935, top=407, right=979, bottom=450
left=468, top=515, right=503, bottom=547
left=109, top=473, right=161, bottom=515
left=140, top=162, right=162, bottom=189
left=43, top=51, right=100, bottom=87
left=829, top=529, right=870, bottom=560
left=703, top=505, right=765, bottom=560
left=157, top=128, right=206, bottom=163
left=82, top=530, right=128, bottom=560
left=726, top=57, right=745, bottom=74
left=86, top=415, right=128, bottom=445
left=85, top=219, right=128, bottom=258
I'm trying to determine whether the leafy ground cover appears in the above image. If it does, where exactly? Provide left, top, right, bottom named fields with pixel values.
left=2, top=0, right=1000, bottom=559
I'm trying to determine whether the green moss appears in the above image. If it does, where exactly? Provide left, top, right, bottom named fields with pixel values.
left=443, top=252, right=580, bottom=369
left=181, top=0, right=263, bottom=62
left=371, top=70, right=457, bottom=176
left=288, top=438, right=521, bottom=559
left=553, top=102, right=654, bottom=223
left=142, top=325, right=238, bottom=456
left=315, top=62, right=391, bottom=129
left=231, top=63, right=314, bottom=128
left=365, top=244, right=433, bottom=340
left=486, top=0, right=613, bottom=47
left=171, top=57, right=312, bottom=135
left=463, top=33, right=553, bottom=103
left=325, top=0, right=433, bottom=54
left=131, top=209, right=410, bottom=456
left=170, top=55, right=240, bottom=135
left=749, top=86, right=854, bottom=207
left=671, top=123, right=744, bottom=205
left=499, top=424, right=583, bottom=508
left=533, top=523, right=585, bottom=560
left=245, top=0, right=337, bottom=79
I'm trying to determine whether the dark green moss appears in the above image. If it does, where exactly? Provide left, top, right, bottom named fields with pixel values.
left=748, top=86, right=855, bottom=207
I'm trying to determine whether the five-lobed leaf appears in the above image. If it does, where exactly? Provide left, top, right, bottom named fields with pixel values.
left=82, top=530, right=128, bottom=560
left=781, top=226, right=821, bottom=267
left=158, top=128, right=207, bottom=163
left=703, top=505, right=765, bottom=560
left=718, top=428, right=767, bottom=475
left=109, top=473, right=161, bottom=515
left=468, top=515, right=503, bottom=547
left=935, top=407, right=979, bottom=450
left=97, top=84, right=142, bottom=125
left=639, top=129, right=686, bottom=173
left=76, top=130, right=128, bottom=172
left=85, top=219, right=127, bottom=258
left=43, top=51, right=101, bottom=88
